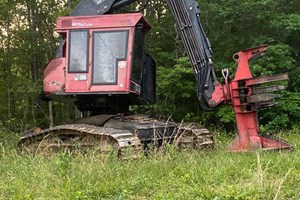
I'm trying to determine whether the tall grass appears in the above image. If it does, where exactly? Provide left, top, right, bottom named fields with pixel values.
left=0, top=130, right=299, bottom=199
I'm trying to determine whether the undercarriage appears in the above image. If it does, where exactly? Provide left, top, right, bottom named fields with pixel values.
left=18, top=114, right=214, bottom=158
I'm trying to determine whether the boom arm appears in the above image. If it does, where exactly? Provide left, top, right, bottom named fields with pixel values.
left=165, top=0, right=220, bottom=110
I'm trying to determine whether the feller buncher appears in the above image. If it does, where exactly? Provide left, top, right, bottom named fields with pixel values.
left=19, top=0, right=292, bottom=157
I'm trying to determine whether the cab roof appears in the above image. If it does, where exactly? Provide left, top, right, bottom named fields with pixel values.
left=56, top=13, right=152, bottom=32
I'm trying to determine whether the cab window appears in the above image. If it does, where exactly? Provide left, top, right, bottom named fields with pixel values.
left=68, top=30, right=89, bottom=72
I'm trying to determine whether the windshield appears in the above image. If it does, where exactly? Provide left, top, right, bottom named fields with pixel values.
left=92, top=30, right=129, bottom=84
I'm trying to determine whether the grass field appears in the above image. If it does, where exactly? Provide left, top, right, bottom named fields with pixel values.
left=0, top=130, right=299, bottom=200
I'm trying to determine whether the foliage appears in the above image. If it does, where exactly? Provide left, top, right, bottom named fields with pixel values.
left=154, top=57, right=199, bottom=121
left=0, top=0, right=299, bottom=134
left=260, top=92, right=300, bottom=133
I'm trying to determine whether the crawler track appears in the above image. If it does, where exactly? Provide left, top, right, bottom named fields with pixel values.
left=19, top=115, right=214, bottom=158
left=19, top=124, right=143, bottom=159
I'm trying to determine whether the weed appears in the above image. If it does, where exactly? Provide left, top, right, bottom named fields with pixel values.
left=0, top=129, right=299, bottom=199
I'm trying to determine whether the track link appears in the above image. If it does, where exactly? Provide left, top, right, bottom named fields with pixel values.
left=175, top=124, right=214, bottom=149
left=18, top=124, right=143, bottom=159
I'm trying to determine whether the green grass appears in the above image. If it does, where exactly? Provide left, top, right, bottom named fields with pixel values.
left=0, top=130, right=300, bottom=200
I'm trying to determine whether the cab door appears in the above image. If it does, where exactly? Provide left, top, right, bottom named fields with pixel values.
left=65, top=29, right=89, bottom=92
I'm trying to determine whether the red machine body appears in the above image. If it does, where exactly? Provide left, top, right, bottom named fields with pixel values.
left=44, top=13, right=154, bottom=113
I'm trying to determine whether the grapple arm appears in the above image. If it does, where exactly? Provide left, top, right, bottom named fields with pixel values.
left=165, top=0, right=220, bottom=110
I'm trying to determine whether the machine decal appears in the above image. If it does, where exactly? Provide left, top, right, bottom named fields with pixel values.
left=72, top=22, right=93, bottom=27
left=75, top=74, right=87, bottom=81
left=94, top=0, right=106, bottom=5
left=118, top=61, right=127, bottom=69
left=49, top=81, right=62, bottom=86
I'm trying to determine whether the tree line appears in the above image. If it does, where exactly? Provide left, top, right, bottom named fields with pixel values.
left=0, top=0, right=299, bottom=133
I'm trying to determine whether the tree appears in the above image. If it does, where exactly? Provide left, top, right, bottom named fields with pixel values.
left=0, top=0, right=299, bottom=133
left=0, top=0, right=71, bottom=131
